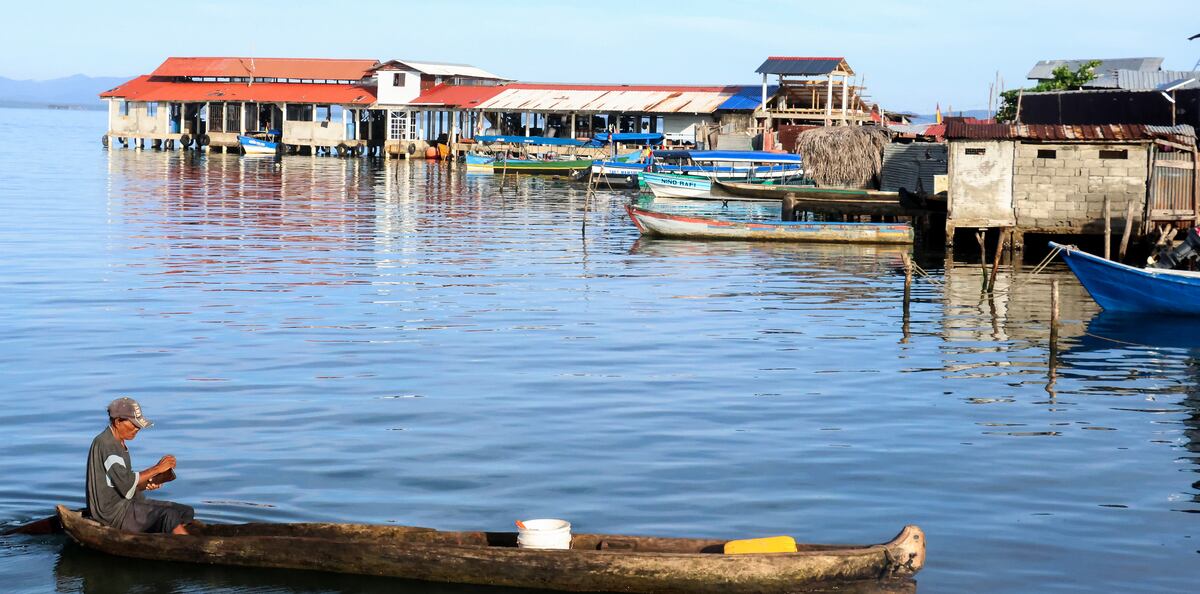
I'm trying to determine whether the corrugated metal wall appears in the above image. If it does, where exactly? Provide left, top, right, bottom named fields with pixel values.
left=881, top=143, right=947, bottom=194
left=1148, top=148, right=1198, bottom=222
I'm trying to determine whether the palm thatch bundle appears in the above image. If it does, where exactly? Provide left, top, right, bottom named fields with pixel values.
left=794, top=126, right=890, bottom=188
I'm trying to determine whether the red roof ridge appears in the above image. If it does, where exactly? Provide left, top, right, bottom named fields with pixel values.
left=160, top=56, right=378, bottom=62
left=765, top=56, right=844, bottom=61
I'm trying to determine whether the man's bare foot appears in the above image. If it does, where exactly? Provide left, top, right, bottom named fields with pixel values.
left=171, top=523, right=189, bottom=535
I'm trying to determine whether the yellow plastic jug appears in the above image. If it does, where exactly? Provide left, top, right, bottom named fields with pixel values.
left=723, top=535, right=797, bottom=555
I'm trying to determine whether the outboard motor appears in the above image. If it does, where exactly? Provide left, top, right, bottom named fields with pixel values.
left=1150, top=227, right=1200, bottom=269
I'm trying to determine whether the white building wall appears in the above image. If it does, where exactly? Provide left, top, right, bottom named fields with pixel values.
left=375, top=68, right=423, bottom=105
left=947, top=139, right=1016, bottom=228
left=107, top=99, right=170, bottom=138
left=661, top=114, right=710, bottom=142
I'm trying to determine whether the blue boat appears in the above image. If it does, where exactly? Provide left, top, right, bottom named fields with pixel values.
left=1053, top=241, right=1200, bottom=315
left=237, top=134, right=278, bottom=155
left=589, top=133, right=665, bottom=146
left=465, top=153, right=495, bottom=172
left=475, top=135, right=586, bottom=147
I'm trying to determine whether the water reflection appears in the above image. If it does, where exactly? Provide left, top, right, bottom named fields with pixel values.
left=2, top=114, right=1200, bottom=593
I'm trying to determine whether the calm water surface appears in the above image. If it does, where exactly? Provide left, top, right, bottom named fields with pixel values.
left=1, top=108, right=1198, bottom=593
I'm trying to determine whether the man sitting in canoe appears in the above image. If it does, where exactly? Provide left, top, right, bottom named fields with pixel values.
left=86, top=397, right=194, bottom=534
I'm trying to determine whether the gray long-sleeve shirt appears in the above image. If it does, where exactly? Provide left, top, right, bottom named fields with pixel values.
left=85, top=427, right=143, bottom=527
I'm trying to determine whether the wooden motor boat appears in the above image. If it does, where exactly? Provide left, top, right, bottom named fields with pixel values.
left=1053, top=241, right=1200, bottom=315
left=57, top=506, right=924, bottom=593
left=711, top=180, right=950, bottom=218
left=626, top=205, right=915, bottom=245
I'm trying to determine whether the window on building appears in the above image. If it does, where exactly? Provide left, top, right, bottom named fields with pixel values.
left=226, top=103, right=241, bottom=132
left=965, top=148, right=986, bottom=156
left=146, top=102, right=158, bottom=118
left=316, top=105, right=331, bottom=121
left=393, top=73, right=405, bottom=87
left=1037, top=149, right=1056, bottom=159
left=209, top=103, right=225, bottom=133
left=1099, top=149, right=1128, bottom=160
left=118, top=100, right=129, bottom=116
left=331, top=105, right=344, bottom=120
left=286, top=104, right=313, bottom=121
left=389, top=111, right=412, bottom=140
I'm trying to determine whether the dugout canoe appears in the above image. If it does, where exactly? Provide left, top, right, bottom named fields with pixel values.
left=626, top=205, right=915, bottom=245
left=711, top=180, right=943, bottom=217
left=56, top=506, right=924, bottom=593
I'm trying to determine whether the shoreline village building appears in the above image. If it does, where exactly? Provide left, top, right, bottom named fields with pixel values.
left=754, top=57, right=875, bottom=128
left=101, top=56, right=879, bottom=157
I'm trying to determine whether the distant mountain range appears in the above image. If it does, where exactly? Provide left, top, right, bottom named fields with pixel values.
left=909, top=109, right=992, bottom=124
left=0, top=74, right=129, bottom=110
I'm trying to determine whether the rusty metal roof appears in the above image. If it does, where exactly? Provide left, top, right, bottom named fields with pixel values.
left=470, top=84, right=745, bottom=114
left=944, top=122, right=1196, bottom=144
left=151, top=57, right=379, bottom=80
left=100, top=75, right=377, bottom=105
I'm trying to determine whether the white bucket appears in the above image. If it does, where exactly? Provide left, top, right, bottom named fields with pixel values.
left=517, top=518, right=572, bottom=550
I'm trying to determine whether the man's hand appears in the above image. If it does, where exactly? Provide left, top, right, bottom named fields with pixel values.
left=156, top=455, right=176, bottom=473
left=145, top=482, right=161, bottom=491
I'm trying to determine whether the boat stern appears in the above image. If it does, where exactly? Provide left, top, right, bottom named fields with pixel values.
left=886, top=525, right=926, bottom=577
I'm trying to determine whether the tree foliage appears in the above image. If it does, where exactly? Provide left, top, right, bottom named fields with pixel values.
left=996, top=60, right=1101, bottom=122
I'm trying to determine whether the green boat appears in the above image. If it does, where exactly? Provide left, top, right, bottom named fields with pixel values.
left=493, top=158, right=593, bottom=176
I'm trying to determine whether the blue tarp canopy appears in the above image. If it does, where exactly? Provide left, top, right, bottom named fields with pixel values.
left=684, top=150, right=803, bottom=163
left=590, top=133, right=664, bottom=144
left=475, top=135, right=586, bottom=147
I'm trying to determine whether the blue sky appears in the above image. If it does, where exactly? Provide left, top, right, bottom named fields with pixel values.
left=7, top=0, right=1199, bottom=112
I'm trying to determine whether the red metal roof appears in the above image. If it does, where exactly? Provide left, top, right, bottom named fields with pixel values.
left=409, top=82, right=745, bottom=109
left=150, top=57, right=379, bottom=80
left=407, top=83, right=507, bottom=106
left=506, top=83, right=737, bottom=93
left=945, top=121, right=1196, bottom=144
left=100, top=75, right=376, bottom=105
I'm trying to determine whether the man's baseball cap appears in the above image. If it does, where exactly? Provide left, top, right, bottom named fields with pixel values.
left=107, top=397, right=153, bottom=429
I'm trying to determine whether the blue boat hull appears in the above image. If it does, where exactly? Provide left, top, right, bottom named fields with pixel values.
left=237, top=135, right=278, bottom=155
left=1054, top=241, right=1200, bottom=315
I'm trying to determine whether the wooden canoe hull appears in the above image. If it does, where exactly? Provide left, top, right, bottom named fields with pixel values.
left=57, top=506, right=923, bottom=593
left=712, top=180, right=924, bottom=216
left=626, top=206, right=915, bottom=245
left=493, top=158, right=592, bottom=175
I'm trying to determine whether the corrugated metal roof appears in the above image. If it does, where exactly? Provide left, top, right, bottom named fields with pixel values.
left=406, top=84, right=506, bottom=107
left=411, top=83, right=756, bottom=113
left=1084, top=69, right=1200, bottom=91
left=373, top=59, right=505, bottom=80
left=99, top=75, right=376, bottom=105
left=1027, top=57, right=1162, bottom=80
left=944, top=122, right=1196, bottom=144
left=755, top=57, right=849, bottom=76
left=476, top=87, right=735, bottom=113
left=718, top=85, right=777, bottom=110
left=150, top=57, right=379, bottom=80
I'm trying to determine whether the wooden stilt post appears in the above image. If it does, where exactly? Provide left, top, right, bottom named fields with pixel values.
left=988, top=227, right=1004, bottom=292
left=1119, top=199, right=1137, bottom=262
left=901, top=252, right=913, bottom=344
left=1103, top=195, right=1112, bottom=260
left=1050, top=279, right=1060, bottom=346
left=976, top=228, right=988, bottom=291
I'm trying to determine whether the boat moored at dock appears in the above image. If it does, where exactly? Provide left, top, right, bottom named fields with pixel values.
left=626, top=205, right=915, bottom=244
left=237, top=132, right=280, bottom=156
left=639, top=151, right=806, bottom=198
left=57, top=506, right=924, bottom=593
left=1054, top=241, right=1200, bottom=315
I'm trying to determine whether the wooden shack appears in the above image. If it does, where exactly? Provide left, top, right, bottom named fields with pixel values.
left=944, top=121, right=1198, bottom=249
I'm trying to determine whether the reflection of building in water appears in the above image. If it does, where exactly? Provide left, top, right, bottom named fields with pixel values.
left=104, top=151, right=387, bottom=285
left=938, top=255, right=1096, bottom=344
